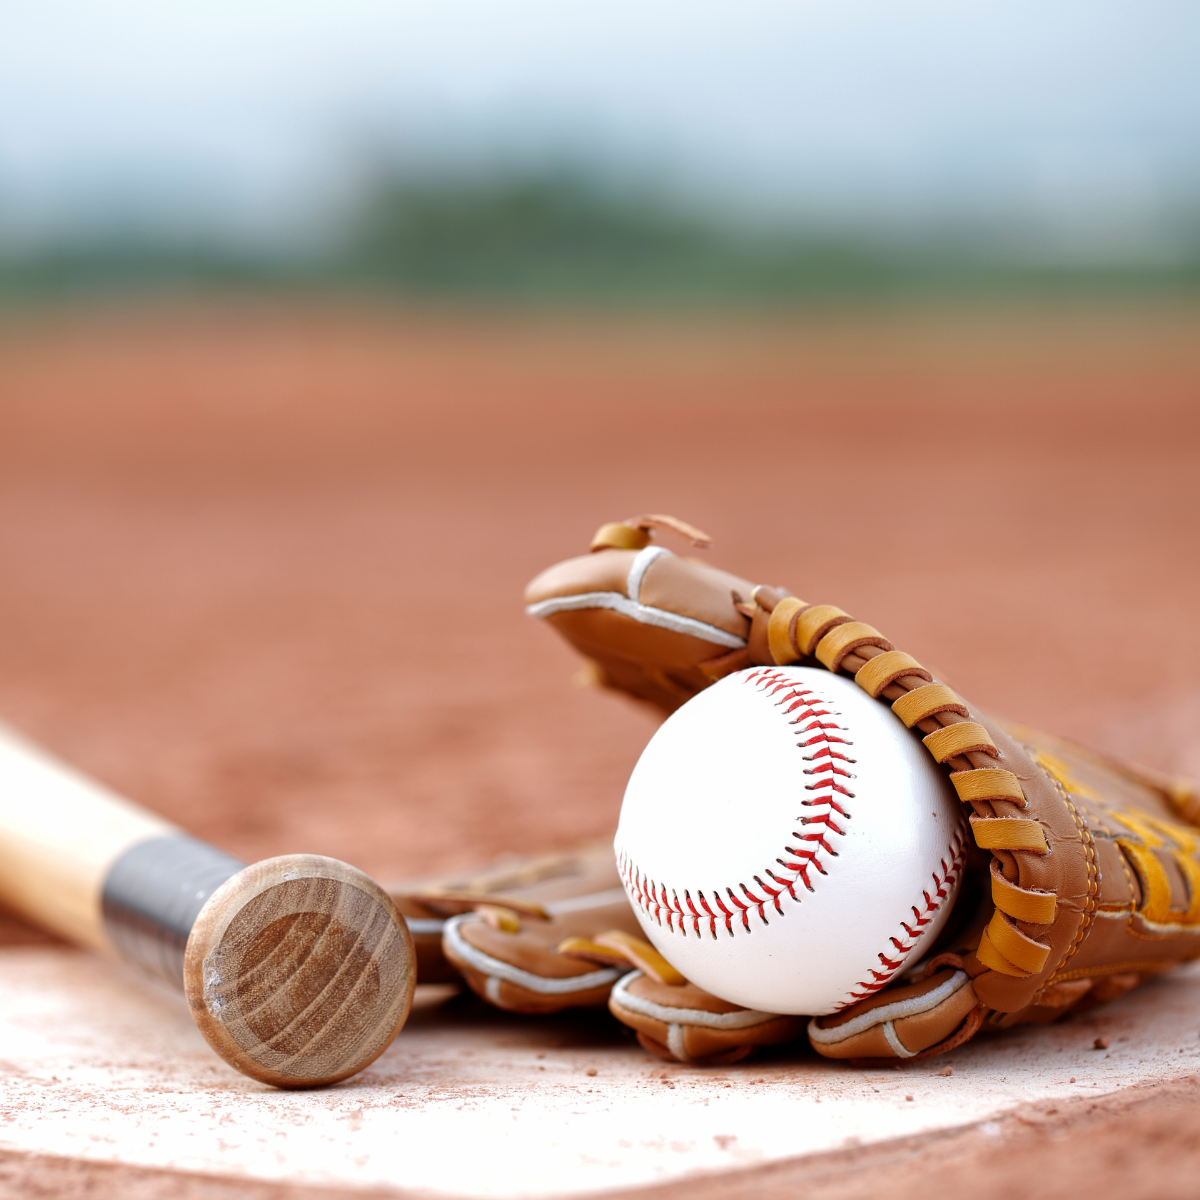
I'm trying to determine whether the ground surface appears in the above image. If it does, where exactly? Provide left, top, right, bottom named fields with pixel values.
left=3, top=947, right=1200, bottom=1199
left=0, top=296, right=1198, bottom=1196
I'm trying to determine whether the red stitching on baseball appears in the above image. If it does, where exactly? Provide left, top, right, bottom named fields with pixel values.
left=840, top=825, right=967, bottom=1006
left=620, top=668, right=966, bottom=1001
left=619, top=669, right=856, bottom=939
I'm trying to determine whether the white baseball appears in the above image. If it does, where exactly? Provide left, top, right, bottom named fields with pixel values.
left=615, top=666, right=966, bottom=1015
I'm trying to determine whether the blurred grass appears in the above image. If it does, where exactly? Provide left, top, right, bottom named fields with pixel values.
left=3, top=171, right=1199, bottom=307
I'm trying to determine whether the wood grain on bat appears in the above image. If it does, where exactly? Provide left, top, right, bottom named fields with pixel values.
left=184, top=856, right=415, bottom=1087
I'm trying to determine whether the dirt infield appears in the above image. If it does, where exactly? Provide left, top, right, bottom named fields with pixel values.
left=0, top=298, right=1196, bottom=882
left=0, top=296, right=1197, bottom=1194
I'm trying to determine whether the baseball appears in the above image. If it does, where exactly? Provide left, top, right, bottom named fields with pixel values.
left=615, top=666, right=966, bottom=1015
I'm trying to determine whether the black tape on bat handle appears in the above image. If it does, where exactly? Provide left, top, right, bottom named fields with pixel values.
left=100, top=835, right=246, bottom=986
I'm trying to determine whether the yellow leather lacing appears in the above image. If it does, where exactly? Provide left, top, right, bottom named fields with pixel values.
left=970, top=816, right=1049, bottom=853
left=951, top=768, right=1026, bottom=805
left=923, top=723, right=999, bottom=763
left=892, top=684, right=969, bottom=728
left=762, top=593, right=1200, bottom=991
left=990, top=859, right=1057, bottom=924
left=793, top=605, right=851, bottom=656
left=766, top=597, right=807, bottom=666
left=590, top=514, right=712, bottom=553
left=764, top=598, right=1053, bottom=982
left=978, top=911, right=1051, bottom=976
left=855, top=652, right=931, bottom=698
left=556, top=930, right=685, bottom=986
left=814, top=622, right=892, bottom=672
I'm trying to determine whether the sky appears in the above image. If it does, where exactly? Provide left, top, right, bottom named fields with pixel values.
left=1, top=0, right=1198, bottom=255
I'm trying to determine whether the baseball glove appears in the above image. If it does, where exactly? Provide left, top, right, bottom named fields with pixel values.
left=392, top=841, right=807, bottom=1050
left=526, top=515, right=1200, bottom=1065
left=388, top=842, right=655, bottom=1012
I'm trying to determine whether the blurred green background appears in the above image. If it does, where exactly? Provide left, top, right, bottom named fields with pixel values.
left=3, top=1, right=1198, bottom=306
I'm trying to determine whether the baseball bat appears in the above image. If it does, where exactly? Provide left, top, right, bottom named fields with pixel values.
left=0, top=722, right=414, bottom=1088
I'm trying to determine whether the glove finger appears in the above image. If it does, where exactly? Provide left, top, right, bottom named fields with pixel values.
left=807, top=966, right=982, bottom=1064
left=388, top=841, right=623, bottom=986
left=441, top=892, right=644, bottom=1015
left=524, top=518, right=772, bottom=715
left=608, top=970, right=805, bottom=1065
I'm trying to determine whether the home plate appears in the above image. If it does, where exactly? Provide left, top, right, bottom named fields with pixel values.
left=2, top=947, right=1200, bottom=1198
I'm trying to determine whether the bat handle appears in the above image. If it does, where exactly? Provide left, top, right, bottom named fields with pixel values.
left=101, top=835, right=246, bottom=984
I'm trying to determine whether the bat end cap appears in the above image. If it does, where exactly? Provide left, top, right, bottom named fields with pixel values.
left=183, top=854, right=415, bottom=1089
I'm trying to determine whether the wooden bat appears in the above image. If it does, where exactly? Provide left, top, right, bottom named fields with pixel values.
left=0, top=722, right=415, bottom=1088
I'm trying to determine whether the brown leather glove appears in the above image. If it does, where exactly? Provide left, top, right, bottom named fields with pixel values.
left=607, top=970, right=806, bottom=1065
left=524, top=513, right=770, bottom=713
left=439, top=892, right=645, bottom=1014
left=387, top=841, right=628, bottom=990
left=394, top=839, right=807, bottom=1048
left=527, top=516, right=1200, bottom=1065
left=393, top=843, right=697, bottom=1017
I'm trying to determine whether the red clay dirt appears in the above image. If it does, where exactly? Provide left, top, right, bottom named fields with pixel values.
left=0, top=296, right=1197, bottom=1195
